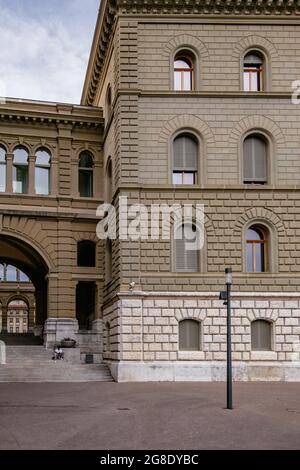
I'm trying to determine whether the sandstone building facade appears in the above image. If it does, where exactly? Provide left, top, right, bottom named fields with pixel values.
left=1, top=0, right=300, bottom=381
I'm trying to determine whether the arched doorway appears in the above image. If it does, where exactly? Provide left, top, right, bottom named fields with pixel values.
left=0, top=235, right=48, bottom=343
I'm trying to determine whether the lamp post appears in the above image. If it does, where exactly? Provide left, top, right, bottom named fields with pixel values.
left=220, top=267, right=233, bottom=410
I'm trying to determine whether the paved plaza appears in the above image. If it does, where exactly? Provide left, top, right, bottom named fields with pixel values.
left=0, top=382, right=299, bottom=450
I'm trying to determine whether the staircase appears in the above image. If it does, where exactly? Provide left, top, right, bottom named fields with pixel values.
left=0, top=346, right=113, bottom=383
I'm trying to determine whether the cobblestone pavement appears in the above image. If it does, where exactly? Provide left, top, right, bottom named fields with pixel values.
left=0, top=382, right=299, bottom=450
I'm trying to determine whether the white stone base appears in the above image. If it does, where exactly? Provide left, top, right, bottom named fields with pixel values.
left=44, top=318, right=79, bottom=348
left=108, top=361, right=300, bottom=383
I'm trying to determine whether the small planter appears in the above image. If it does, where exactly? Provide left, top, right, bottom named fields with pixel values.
left=61, top=339, right=76, bottom=348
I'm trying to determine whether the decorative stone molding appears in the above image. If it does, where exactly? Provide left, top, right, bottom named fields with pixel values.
left=158, top=114, right=215, bottom=146
left=175, top=308, right=206, bottom=322
left=0, top=224, right=56, bottom=271
left=246, top=308, right=278, bottom=323
left=162, top=34, right=209, bottom=59
left=233, top=207, right=286, bottom=235
left=73, top=232, right=99, bottom=243
left=228, top=115, right=285, bottom=147
left=232, top=34, right=278, bottom=61
left=118, top=0, right=300, bottom=16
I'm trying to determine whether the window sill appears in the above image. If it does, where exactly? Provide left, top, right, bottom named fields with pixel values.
left=250, top=351, right=277, bottom=361
left=178, top=351, right=205, bottom=361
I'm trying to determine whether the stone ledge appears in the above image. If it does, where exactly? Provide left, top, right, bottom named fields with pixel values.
left=108, top=361, right=300, bottom=383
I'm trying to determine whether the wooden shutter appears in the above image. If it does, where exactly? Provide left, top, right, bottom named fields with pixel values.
left=251, top=320, right=271, bottom=351
left=175, top=224, right=199, bottom=272
left=243, top=136, right=267, bottom=183
left=179, top=320, right=200, bottom=351
left=173, top=135, right=198, bottom=171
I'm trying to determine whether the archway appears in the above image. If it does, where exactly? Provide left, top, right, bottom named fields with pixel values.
left=0, top=235, right=48, bottom=343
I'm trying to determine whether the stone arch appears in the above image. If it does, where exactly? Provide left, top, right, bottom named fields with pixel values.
left=6, top=295, right=30, bottom=309
left=73, top=232, right=98, bottom=243
left=246, top=308, right=278, bottom=323
left=0, top=217, right=56, bottom=271
left=233, top=207, right=286, bottom=236
left=159, top=114, right=215, bottom=146
left=175, top=308, right=207, bottom=323
left=163, top=34, right=209, bottom=60
left=228, top=115, right=285, bottom=148
left=232, top=35, right=278, bottom=62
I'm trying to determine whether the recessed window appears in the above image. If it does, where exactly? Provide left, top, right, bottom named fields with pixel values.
left=106, top=158, right=113, bottom=202
left=243, top=134, right=267, bottom=185
left=175, top=223, right=199, bottom=273
left=243, top=51, right=264, bottom=92
left=174, top=52, right=194, bottom=91
left=246, top=226, right=268, bottom=273
left=106, top=85, right=112, bottom=119
left=106, top=239, right=113, bottom=283
left=79, top=151, right=94, bottom=197
left=35, top=148, right=51, bottom=195
left=179, top=319, right=201, bottom=351
left=13, top=146, right=28, bottom=194
left=77, top=240, right=96, bottom=267
left=173, top=134, right=198, bottom=185
left=251, top=320, right=272, bottom=351
left=0, top=146, right=6, bottom=192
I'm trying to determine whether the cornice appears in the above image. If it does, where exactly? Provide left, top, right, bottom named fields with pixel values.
left=82, top=0, right=300, bottom=106
left=0, top=99, right=104, bottom=129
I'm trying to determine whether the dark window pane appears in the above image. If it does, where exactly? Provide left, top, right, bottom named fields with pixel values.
left=13, top=165, right=28, bottom=194
left=77, top=241, right=96, bottom=267
left=79, top=152, right=93, bottom=168
left=79, top=170, right=93, bottom=197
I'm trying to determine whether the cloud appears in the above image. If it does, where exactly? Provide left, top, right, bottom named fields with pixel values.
left=0, top=0, right=100, bottom=103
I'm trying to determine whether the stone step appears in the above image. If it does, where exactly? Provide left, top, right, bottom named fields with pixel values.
left=0, top=346, right=113, bottom=383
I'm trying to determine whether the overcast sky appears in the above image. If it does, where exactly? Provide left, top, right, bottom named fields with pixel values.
left=0, top=0, right=100, bottom=104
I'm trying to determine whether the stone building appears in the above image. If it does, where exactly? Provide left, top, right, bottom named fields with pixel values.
left=1, top=0, right=300, bottom=381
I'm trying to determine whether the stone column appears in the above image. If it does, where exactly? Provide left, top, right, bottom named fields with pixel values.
left=28, top=306, right=35, bottom=331
left=28, top=154, right=35, bottom=195
left=6, top=153, right=13, bottom=193
left=1, top=306, right=8, bottom=333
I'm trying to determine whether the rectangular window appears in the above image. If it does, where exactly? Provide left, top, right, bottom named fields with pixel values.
left=79, top=171, right=93, bottom=197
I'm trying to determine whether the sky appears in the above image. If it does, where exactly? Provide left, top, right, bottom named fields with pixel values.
left=0, top=0, right=100, bottom=104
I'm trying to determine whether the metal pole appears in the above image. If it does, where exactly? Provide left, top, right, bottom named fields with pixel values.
left=226, top=280, right=233, bottom=410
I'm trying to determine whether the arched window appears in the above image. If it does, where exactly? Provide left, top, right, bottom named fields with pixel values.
left=243, top=134, right=268, bottom=184
left=175, top=223, right=199, bottom=273
left=13, top=146, right=28, bottom=194
left=6, top=265, right=18, bottom=282
left=106, top=158, right=113, bottom=202
left=35, top=148, right=51, bottom=195
left=173, top=134, right=198, bottom=185
left=243, top=51, right=264, bottom=91
left=19, top=270, right=30, bottom=282
left=77, top=240, right=96, bottom=267
left=0, top=263, right=4, bottom=281
left=0, top=146, right=6, bottom=192
left=106, top=239, right=112, bottom=283
left=106, top=85, right=112, bottom=118
left=79, top=151, right=94, bottom=197
left=251, top=320, right=272, bottom=351
left=246, top=225, right=268, bottom=273
left=174, top=52, right=195, bottom=91
left=179, top=319, right=201, bottom=351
